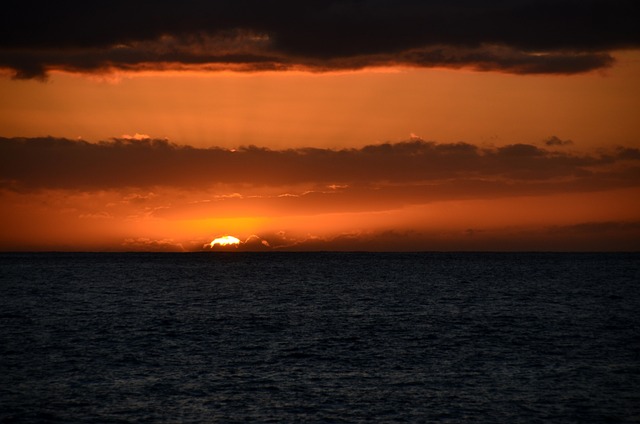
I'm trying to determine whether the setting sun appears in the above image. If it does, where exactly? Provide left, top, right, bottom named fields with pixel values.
left=209, top=235, right=241, bottom=248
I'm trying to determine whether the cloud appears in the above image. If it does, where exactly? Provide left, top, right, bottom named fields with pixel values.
left=268, top=230, right=428, bottom=251
left=616, top=147, right=640, bottom=161
left=1, top=1, right=638, bottom=78
left=253, top=221, right=640, bottom=251
left=122, top=237, right=185, bottom=252
left=549, top=221, right=640, bottom=250
left=244, top=234, right=270, bottom=248
left=1, top=137, right=638, bottom=203
left=544, top=136, right=574, bottom=146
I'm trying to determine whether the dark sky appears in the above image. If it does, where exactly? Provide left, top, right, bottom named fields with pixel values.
left=2, top=0, right=638, bottom=78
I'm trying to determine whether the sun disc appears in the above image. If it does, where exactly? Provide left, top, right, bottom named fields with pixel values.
left=210, top=235, right=240, bottom=247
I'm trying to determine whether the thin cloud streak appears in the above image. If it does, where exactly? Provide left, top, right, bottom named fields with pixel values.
left=1, top=1, right=638, bottom=78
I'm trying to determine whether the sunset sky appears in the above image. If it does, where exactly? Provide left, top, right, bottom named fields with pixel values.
left=1, top=0, right=639, bottom=251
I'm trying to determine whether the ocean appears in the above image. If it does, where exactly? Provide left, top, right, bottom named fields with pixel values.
left=1, top=252, right=639, bottom=422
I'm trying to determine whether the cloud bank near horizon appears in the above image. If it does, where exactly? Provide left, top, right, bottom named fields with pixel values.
left=1, top=0, right=638, bottom=78
left=122, top=222, right=640, bottom=252
left=2, top=136, right=638, bottom=251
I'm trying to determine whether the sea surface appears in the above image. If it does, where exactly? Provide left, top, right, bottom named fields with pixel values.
left=1, top=252, right=639, bottom=423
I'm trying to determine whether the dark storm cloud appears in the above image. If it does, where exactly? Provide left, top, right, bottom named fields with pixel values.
left=1, top=0, right=638, bottom=78
left=1, top=137, right=638, bottom=195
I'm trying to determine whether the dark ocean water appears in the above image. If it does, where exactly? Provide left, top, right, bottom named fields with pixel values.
left=1, top=252, right=639, bottom=423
